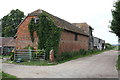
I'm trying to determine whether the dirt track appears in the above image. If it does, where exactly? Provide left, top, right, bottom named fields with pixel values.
left=2, top=50, right=118, bottom=78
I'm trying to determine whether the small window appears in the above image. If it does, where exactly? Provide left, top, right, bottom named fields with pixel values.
left=34, top=18, right=39, bottom=24
left=75, top=33, right=78, bottom=41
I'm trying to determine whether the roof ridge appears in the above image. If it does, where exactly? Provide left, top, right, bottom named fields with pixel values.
left=15, top=9, right=89, bottom=37
left=28, top=9, right=43, bottom=16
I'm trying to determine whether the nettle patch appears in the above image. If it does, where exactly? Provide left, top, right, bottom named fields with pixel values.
left=28, top=12, right=62, bottom=59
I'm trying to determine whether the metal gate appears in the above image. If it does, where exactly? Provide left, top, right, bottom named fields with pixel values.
left=14, top=49, right=45, bottom=61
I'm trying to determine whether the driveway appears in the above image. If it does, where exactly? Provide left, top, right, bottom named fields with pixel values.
left=2, top=50, right=118, bottom=78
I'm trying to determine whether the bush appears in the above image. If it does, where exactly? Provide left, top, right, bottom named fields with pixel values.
left=105, top=44, right=115, bottom=50
left=86, top=49, right=99, bottom=54
left=60, top=49, right=87, bottom=61
left=79, top=49, right=87, bottom=55
left=24, top=46, right=34, bottom=50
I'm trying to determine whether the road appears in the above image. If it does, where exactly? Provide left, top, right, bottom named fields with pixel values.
left=2, top=50, right=118, bottom=78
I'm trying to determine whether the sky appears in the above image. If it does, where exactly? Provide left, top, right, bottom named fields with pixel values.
left=0, top=0, right=118, bottom=44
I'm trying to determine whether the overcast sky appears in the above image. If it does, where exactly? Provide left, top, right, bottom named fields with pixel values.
left=0, top=0, right=118, bottom=44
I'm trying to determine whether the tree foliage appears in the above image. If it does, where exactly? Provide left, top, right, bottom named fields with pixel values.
left=111, top=0, right=120, bottom=38
left=28, top=12, right=62, bottom=59
left=1, top=9, right=25, bottom=37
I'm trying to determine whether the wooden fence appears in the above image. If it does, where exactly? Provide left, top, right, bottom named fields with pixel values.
left=14, top=49, right=45, bottom=61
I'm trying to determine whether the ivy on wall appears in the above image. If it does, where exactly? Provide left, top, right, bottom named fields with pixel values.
left=28, top=18, right=36, bottom=42
left=28, top=12, right=62, bottom=59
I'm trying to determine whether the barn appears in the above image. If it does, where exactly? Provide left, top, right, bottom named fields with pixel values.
left=15, top=9, right=89, bottom=55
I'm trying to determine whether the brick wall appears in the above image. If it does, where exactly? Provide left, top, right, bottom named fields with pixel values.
left=16, top=16, right=89, bottom=54
left=58, top=30, right=89, bottom=54
left=16, top=16, right=38, bottom=49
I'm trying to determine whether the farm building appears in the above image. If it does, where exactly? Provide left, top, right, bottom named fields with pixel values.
left=93, top=37, right=105, bottom=50
left=15, top=9, right=89, bottom=55
left=72, top=23, right=94, bottom=50
left=0, top=37, right=15, bottom=55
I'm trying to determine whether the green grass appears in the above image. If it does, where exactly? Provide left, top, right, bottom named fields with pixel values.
left=2, top=72, right=16, bottom=78
left=2, top=55, right=10, bottom=58
left=113, top=46, right=120, bottom=51
left=3, top=50, right=105, bottom=66
left=58, top=50, right=106, bottom=63
left=0, top=55, right=11, bottom=59
left=117, top=55, right=120, bottom=70
left=0, top=56, right=2, bottom=59
left=4, top=60, right=57, bottom=66
left=0, top=72, right=2, bottom=79
left=13, top=60, right=57, bottom=66
left=3, top=49, right=113, bottom=66
left=118, top=46, right=120, bottom=50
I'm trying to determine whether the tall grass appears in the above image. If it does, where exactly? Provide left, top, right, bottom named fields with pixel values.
left=118, top=46, right=120, bottom=50
left=117, top=55, right=120, bottom=70
left=58, top=49, right=103, bottom=63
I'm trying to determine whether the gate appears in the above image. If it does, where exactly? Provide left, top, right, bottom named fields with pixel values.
left=14, top=49, right=45, bottom=61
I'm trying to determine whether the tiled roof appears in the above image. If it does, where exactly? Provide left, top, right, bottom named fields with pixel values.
left=72, top=23, right=93, bottom=29
left=0, top=37, right=15, bottom=47
left=27, top=9, right=89, bottom=36
left=72, top=23, right=94, bottom=35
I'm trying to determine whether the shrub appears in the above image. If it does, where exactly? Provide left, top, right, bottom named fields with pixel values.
left=79, top=49, right=87, bottom=55
left=34, top=49, right=45, bottom=58
left=60, top=49, right=87, bottom=61
left=24, top=46, right=34, bottom=50
left=86, top=49, right=99, bottom=54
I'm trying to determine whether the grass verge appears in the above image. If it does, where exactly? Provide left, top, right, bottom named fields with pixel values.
left=58, top=49, right=107, bottom=63
left=117, top=55, right=120, bottom=70
left=3, top=60, right=57, bottom=66
left=3, top=49, right=113, bottom=66
left=0, top=72, right=2, bottom=79
left=0, top=56, right=2, bottom=59
left=2, top=72, right=16, bottom=78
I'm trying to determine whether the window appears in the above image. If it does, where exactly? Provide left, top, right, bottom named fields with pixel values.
left=34, top=18, right=39, bottom=24
left=75, top=33, right=78, bottom=41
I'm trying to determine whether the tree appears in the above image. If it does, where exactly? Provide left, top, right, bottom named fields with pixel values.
left=0, top=20, right=2, bottom=37
left=111, top=0, right=120, bottom=40
left=1, top=9, right=25, bottom=37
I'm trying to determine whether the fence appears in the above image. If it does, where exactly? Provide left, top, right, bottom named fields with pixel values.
left=14, top=49, right=45, bottom=61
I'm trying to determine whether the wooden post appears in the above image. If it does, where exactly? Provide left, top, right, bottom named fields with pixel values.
left=49, top=49, right=55, bottom=62
left=29, top=49, right=32, bottom=60
left=14, top=48, right=16, bottom=61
